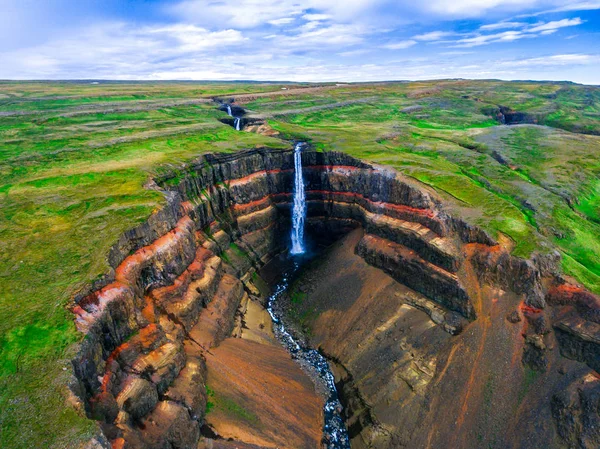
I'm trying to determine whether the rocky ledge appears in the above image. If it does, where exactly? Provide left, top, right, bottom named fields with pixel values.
left=70, top=147, right=600, bottom=449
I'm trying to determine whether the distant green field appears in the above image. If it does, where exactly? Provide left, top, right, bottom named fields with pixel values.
left=0, top=80, right=599, bottom=448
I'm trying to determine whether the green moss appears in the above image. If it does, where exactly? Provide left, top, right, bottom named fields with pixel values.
left=518, top=367, right=541, bottom=405
left=205, top=386, right=215, bottom=414
left=285, top=284, right=318, bottom=336
left=204, top=384, right=259, bottom=425
left=229, top=242, right=250, bottom=260
left=1, top=79, right=600, bottom=447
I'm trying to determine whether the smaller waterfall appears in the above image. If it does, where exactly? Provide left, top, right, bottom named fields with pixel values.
left=290, top=143, right=306, bottom=255
left=225, top=103, right=243, bottom=131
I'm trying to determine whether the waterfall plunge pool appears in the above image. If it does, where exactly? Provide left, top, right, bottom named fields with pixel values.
left=262, top=142, right=351, bottom=448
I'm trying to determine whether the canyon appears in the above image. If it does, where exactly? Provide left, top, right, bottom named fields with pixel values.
left=2, top=80, right=599, bottom=449
left=69, top=145, right=600, bottom=449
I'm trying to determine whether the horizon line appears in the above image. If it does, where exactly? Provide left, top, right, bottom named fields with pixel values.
left=0, top=78, right=597, bottom=87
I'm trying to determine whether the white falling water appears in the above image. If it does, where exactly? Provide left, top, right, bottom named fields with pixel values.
left=226, top=104, right=242, bottom=130
left=290, top=143, right=306, bottom=255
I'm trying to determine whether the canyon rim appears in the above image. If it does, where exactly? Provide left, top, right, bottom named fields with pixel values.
left=2, top=3, right=600, bottom=448
left=2, top=80, right=600, bottom=449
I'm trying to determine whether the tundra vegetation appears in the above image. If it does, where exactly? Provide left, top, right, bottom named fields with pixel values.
left=0, top=80, right=598, bottom=448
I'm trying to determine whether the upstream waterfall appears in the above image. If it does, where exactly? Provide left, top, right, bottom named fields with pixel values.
left=290, top=143, right=306, bottom=255
left=225, top=103, right=242, bottom=131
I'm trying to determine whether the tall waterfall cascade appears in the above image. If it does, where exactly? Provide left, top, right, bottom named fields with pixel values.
left=278, top=142, right=349, bottom=447
left=290, top=143, right=306, bottom=255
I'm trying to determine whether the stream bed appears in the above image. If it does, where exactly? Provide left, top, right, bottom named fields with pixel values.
left=265, top=259, right=351, bottom=449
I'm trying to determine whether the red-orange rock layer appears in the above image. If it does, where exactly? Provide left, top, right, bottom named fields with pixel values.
left=74, top=215, right=195, bottom=332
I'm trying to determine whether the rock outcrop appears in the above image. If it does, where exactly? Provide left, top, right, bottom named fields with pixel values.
left=70, top=147, right=600, bottom=449
left=285, top=228, right=600, bottom=449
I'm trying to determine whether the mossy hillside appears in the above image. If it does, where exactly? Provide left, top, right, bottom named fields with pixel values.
left=257, top=83, right=600, bottom=291
left=0, top=80, right=598, bottom=448
left=0, top=80, right=318, bottom=113
left=0, top=82, right=286, bottom=449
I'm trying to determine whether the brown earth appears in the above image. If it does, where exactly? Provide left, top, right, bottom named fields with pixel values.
left=288, top=228, right=600, bottom=449
left=201, top=279, right=322, bottom=449
left=204, top=338, right=323, bottom=449
left=70, top=148, right=600, bottom=449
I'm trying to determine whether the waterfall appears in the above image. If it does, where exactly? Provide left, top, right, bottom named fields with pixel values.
left=290, top=143, right=306, bottom=255
left=226, top=104, right=242, bottom=131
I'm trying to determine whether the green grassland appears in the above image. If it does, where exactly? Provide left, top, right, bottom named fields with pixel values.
left=0, top=79, right=599, bottom=448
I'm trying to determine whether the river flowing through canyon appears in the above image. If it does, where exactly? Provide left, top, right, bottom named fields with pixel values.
left=70, top=142, right=600, bottom=449
left=266, top=141, right=350, bottom=448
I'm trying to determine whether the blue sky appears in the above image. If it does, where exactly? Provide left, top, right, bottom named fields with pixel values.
left=1, top=0, right=599, bottom=83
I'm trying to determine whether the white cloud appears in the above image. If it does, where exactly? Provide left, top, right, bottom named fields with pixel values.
left=479, top=21, right=527, bottom=31
left=416, top=0, right=599, bottom=18
left=452, top=30, right=532, bottom=47
left=501, top=53, right=598, bottom=67
left=300, top=21, right=323, bottom=31
left=518, top=1, right=600, bottom=16
left=170, top=0, right=303, bottom=29
left=528, top=18, right=584, bottom=32
left=413, top=31, right=454, bottom=41
left=3, top=30, right=599, bottom=84
left=1, top=0, right=598, bottom=84
left=146, top=24, right=246, bottom=51
left=382, top=40, right=417, bottom=49
left=139, top=52, right=600, bottom=83
left=445, top=16, right=585, bottom=47
left=440, top=51, right=474, bottom=55
left=424, top=0, right=541, bottom=17
left=551, top=1, right=600, bottom=11
left=169, top=0, right=378, bottom=29
left=268, top=17, right=296, bottom=26
left=338, top=49, right=368, bottom=57
left=166, top=0, right=570, bottom=31
left=0, top=22, right=248, bottom=79
left=302, top=14, right=333, bottom=21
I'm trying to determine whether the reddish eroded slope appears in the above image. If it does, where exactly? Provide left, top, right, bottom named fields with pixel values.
left=204, top=338, right=323, bottom=448
left=288, top=229, right=600, bottom=449
left=70, top=147, right=600, bottom=449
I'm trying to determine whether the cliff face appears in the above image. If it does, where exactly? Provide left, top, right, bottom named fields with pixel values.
left=70, top=147, right=600, bottom=449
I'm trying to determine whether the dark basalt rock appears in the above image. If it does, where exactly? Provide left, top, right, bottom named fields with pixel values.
left=357, top=234, right=474, bottom=319
left=70, top=146, right=600, bottom=449
left=551, top=375, right=600, bottom=449
left=507, top=310, right=522, bottom=323
left=486, top=105, right=543, bottom=125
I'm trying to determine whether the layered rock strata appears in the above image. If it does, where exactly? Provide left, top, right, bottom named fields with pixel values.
left=285, top=229, right=600, bottom=449
left=70, top=147, right=600, bottom=449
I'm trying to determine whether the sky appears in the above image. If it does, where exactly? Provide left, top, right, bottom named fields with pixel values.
left=1, top=0, right=599, bottom=84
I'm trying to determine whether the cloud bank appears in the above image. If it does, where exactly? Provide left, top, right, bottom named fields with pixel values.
left=0, top=0, right=598, bottom=83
